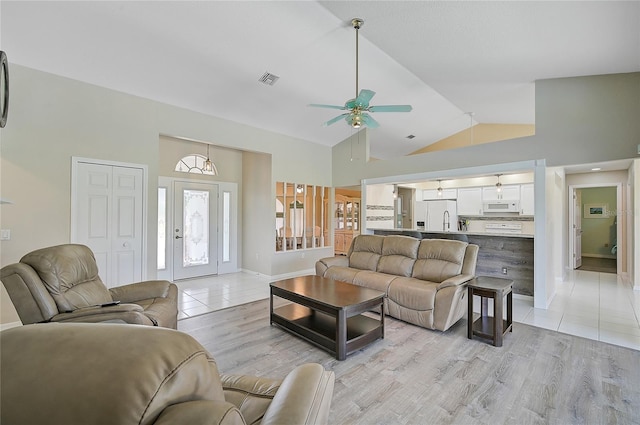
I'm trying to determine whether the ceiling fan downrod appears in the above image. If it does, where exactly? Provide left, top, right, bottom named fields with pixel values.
left=352, top=18, right=364, bottom=101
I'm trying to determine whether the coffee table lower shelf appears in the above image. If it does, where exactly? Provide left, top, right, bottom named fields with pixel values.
left=271, top=303, right=383, bottom=360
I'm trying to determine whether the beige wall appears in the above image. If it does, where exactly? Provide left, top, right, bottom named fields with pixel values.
left=0, top=65, right=333, bottom=325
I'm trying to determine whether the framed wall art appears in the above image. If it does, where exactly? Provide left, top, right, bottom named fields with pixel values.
left=584, top=203, right=608, bottom=218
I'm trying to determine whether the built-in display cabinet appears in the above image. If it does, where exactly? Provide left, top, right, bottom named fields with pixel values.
left=334, top=195, right=360, bottom=255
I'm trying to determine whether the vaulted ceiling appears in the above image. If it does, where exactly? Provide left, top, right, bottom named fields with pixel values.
left=2, top=1, right=639, bottom=159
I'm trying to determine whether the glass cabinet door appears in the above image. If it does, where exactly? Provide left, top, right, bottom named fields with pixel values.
left=353, top=200, right=360, bottom=231
left=346, top=201, right=353, bottom=230
left=335, top=202, right=344, bottom=229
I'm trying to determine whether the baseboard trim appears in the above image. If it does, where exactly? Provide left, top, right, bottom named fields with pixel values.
left=581, top=254, right=617, bottom=260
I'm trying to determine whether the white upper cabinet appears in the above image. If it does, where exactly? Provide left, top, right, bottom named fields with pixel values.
left=422, top=188, right=457, bottom=200
left=520, top=183, right=534, bottom=215
left=457, top=188, right=483, bottom=215
left=482, top=185, right=520, bottom=201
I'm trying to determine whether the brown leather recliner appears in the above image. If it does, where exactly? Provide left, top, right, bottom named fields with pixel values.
left=0, top=323, right=335, bottom=424
left=1, top=244, right=178, bottom=328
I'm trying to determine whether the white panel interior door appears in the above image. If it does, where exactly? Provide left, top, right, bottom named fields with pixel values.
left=74, top=162, right=143, bottom=288
left=111, top=167, right=143, bottom=285
left=573, top=189, right=582, bottom=269
left=173, top=181, right=218, bottom=280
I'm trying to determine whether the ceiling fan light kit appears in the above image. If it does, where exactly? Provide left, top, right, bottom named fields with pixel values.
left=309, top=18, right=412, bottom=129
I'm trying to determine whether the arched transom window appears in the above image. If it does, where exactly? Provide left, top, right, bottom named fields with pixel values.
left=175, top=154, right=217, bottom=175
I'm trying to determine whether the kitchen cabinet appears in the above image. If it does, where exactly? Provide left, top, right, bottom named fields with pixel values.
left=482, top=185, right=520, bottom=201
left=422, top=188, right=457, bottom=200
left=457, top=188, right=483, bottom=216
left=520, top=184, right=534, bottom=215
left=334, top=195, right=360, bottom=255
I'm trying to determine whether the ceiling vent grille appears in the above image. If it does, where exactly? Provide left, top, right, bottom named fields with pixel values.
left=259, top=72, right=280, bottom=86
left=406, top=134, right=416, bottom=139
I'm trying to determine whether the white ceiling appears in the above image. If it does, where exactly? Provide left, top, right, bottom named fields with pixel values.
left=1, top=1, right=639, bottom=160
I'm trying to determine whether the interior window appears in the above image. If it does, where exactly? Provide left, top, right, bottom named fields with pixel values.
left=276, top=182, right=329, bottom=252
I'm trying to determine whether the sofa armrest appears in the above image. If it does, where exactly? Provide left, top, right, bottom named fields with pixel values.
left=261, top=363, right=335, bottom=425
left=109, top=280, right=175, bottom=303
left=315, top=256, right=349, bottom=276
left=50, top=303, right=144, bottom=322
left=436, top=274, right=475, bottom=290
left=155, top=400, right=245, bottom=425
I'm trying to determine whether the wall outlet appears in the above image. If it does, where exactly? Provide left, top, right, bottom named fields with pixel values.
left=501, top=267, right=508, bottom=275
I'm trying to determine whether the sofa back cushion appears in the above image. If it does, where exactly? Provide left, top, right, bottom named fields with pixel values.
left=412, top=239, right=468, bottom=283
left=0, top=323, right=226, bottom=425
left=377, top=236, right=420, bottom=277
left=20, top=244, right=113, bottom=312
left=348, top=235, right=384, bottom=271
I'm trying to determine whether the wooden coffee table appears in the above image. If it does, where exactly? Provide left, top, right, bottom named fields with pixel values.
left=270, top=275, right=385, bottom=360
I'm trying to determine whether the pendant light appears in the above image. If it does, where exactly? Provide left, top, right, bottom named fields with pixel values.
left=437, top=180, right=443, bottom=197
left=495, top=174, right=502, bottom=193
left=203, top=144, right=218, bottom=175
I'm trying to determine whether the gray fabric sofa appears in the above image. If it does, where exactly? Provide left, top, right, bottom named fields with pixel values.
left=316, top=235, right=479, bottom=331
left=1, top=323, right=335, bottom=424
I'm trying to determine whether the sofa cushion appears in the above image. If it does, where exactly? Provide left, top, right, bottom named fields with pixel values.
left=412, top=239, right=468, bottom=283
left=348, top=235, right=384, bottom=271
left=20, top=244, right=113, bottom=312
left=388, top=277, right=438, bottom=311
left=377, top=236, right=420, bottom=277
left=352, top=271, right=397, bottom=293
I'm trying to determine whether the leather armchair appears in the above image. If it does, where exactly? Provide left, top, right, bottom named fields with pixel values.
left=1, top=244, right=178, bottom=328
left=1, top=323, right=335, bottom=425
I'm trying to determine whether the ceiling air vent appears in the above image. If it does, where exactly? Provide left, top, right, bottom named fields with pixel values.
left=259, top=72, right=280, bottom=86
left=406, top=134, right=416, bottom=139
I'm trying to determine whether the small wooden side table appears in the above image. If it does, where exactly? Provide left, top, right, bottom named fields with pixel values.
left=467, top=276, right=513, bottom=347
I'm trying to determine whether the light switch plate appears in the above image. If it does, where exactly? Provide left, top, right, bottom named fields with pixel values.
left=0, top=229, right=11, bottom=240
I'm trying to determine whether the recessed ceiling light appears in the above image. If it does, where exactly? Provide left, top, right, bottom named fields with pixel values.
left=591, top=167, right=602, bottom=171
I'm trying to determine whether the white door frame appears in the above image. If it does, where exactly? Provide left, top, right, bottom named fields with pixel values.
left=568, top=183, right=623, bottom=274
left=157, top=177, right=238, bottom=281
left=70, top=156, right=148, bottom=281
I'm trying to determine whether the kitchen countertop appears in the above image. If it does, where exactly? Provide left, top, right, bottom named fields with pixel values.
left=370, top=228, right=534, bottom=239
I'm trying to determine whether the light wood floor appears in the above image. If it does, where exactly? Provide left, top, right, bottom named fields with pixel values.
left=179, top=299, right=640, bottom=425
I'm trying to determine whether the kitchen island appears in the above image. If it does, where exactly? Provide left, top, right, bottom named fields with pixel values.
left=372, top=229, right=534, bottom=297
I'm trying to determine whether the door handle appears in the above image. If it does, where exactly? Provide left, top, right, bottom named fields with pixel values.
left=175, top=235, right=183, bottom=239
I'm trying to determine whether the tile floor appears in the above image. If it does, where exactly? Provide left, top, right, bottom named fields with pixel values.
left=175, top=268, right=640, bottom=351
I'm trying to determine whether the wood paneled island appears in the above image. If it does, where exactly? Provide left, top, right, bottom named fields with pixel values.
left=372, top=229, right=534, bottom=297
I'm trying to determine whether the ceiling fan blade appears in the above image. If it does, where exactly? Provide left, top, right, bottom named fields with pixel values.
left=368, top=105, right=413, bottom=113
left=323, top=113, right=350, bottom=127
left=354, top=89, right=376, bottom=107
left=309, top=103, right=347, bottom=110
left=361, top=113, right=380, bottom=128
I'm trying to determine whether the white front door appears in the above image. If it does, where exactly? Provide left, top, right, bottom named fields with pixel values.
left=573, top=189, right=582, bottom=269
left=73, top=161, right=144, bottom=287
left=173, top=181, right=218, bottom=280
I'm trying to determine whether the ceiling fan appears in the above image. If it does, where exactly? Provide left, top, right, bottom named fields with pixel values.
left=309, top=18, right=412, bottom=129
